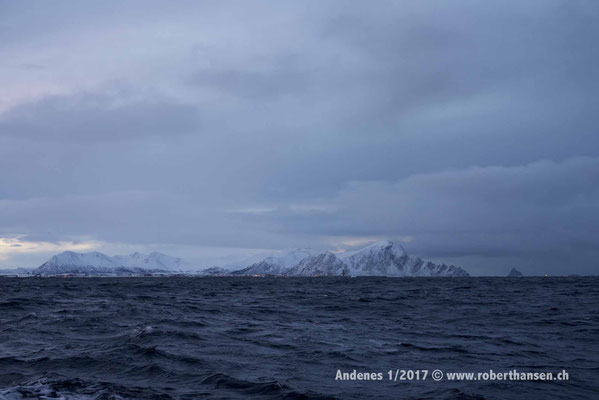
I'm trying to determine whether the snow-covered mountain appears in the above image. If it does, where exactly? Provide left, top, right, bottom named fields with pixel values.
left=38, top=251, right=119, bottom=275
left=36, top=251, right=187, bottom=275
left=226, top=240, right=469, bottom=277
left=222, top=251, right=280, bottom=271
left=113, top=252, right=187, bottom=271
left=339, top=240, right=469, bottom=277
left=231, top=248, right=318, bottom=276
left=36, top=241, right=469, bottom=277
left=286, top=252, right=349, bottom=276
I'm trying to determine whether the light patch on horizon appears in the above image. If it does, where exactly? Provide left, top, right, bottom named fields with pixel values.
left=327, top=236, right=415, bottom=255
left=0, top=236, right=99, bottom=261
left=326, top=236, right=386, bottom=249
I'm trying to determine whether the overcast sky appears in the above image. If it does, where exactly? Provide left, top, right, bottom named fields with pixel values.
left=1, top=0, right=598, bottom=275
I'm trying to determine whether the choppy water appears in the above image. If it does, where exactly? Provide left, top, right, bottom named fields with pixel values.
left=0, top=277, right=598, bottom=399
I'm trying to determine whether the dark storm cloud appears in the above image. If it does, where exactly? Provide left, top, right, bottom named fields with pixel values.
left=274, top=157, right=599, bottom=245
left=1, top=0, right=598, bottom=273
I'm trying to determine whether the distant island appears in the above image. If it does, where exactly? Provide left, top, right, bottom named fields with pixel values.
left=1, top=240, right=469, bottom=278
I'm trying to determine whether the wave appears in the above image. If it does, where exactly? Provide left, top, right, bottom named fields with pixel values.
left=0, top=276, right=597, bottom=399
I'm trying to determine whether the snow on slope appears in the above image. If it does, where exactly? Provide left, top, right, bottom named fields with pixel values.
left=227, top=241, right=468, bottom=277
left=37, top=241, right=470, bottom=277
left=113, top=252, right=187, bottom=271
left=222, top=251, right=280, bottom=271
left=231, top=248, right=319, bottom=275
left=286, top=252, right=349, bottom=276
left=339, top=240, right=409, bottom=276
left=38, top=251, right=119, bottom=274
left=340, top=240, right=469, bottom=277
left=37, top=251, right=187, bottom=275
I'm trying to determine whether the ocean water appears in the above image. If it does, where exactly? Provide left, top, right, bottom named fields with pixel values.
left=0, top=277, right=597, bottom=399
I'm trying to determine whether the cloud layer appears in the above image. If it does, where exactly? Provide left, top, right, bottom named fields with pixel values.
left=1, top=1, right=598, bottom=274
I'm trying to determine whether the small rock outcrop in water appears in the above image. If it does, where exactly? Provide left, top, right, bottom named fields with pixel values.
left=508, top=268, right=523, bottom=277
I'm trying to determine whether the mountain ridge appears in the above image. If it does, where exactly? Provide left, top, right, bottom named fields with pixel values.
left=36, top=250, right=188, bottom=275
left=230, top=241, right=468, bottom=277
left=33, top=241, right=469, bottom=277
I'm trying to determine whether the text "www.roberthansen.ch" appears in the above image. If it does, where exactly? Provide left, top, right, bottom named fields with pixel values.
left=335, top=369, right=569, bottom=382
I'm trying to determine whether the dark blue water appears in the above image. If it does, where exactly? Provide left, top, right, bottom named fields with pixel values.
left=0, top=277, right=597, bottom=399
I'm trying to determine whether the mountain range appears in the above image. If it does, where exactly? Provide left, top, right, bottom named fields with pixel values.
left=36, top=251, right=188, bottom=275
left=230, top=241, right=468, bottom=277
left=230, top=248, right=320, bottom=276
left=25, top=240, right=469, bottom=277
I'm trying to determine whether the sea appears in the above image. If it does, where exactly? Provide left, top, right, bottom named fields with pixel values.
left=0, top=277, right=597, bottom=399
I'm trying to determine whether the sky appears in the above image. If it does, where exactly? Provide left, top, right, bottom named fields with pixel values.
left=1, top=0, right=598, bottom=275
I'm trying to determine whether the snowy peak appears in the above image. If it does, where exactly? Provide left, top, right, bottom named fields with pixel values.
left=37, top=250, right=186, bottom=275
left=358, top=239, right=397, bottom=251
left=340, top=241, right=468, bottom=277
left=42, top=251, right=118, bottom=269
left=37, top=240, right=470, bottom=277
left=340, top=240, right=409, bottom=276
left=339, top=240, right=406, bottom=261
left=229, top=241, right=468, bottom=277
left=287, top=251, right=348, bottom=276
left=114, top=251, right=185, bottom=271
left=263, top=248, right=320, bottom=269
left=38, top=251, right=118, bottom=275
left=231, top=248, right=319, bottom=276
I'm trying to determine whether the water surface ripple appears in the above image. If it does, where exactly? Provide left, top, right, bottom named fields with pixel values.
left=0, top=277, right=597, bottom=399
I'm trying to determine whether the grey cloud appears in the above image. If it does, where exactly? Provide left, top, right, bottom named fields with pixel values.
left=1, top=1, right=598, bottom=273
left=188, top=63, right=311, bottom=100
left=0, top=91, right=199, bottom=142
left=0, top=191, right=305, bottom=250
left=256, top=157, right=599, bottom=274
